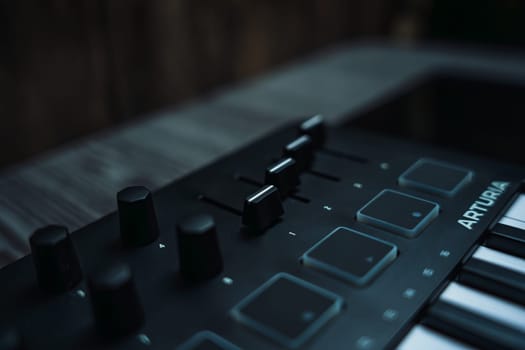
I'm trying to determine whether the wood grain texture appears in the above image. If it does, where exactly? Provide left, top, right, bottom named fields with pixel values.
left=1, top=43, right=525, bottom=268
left=0, top=0, right=389, bottom=168
left=0, top=1, right=112, bottom=166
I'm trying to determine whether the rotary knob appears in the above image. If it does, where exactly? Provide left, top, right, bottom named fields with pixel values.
left=176, top=214, right=223, bottom=282
left=29, top=225, right=82, bottom=293
left=88, top=262, right=145, bottom=338
left=117, top=186, right=159, bottom=247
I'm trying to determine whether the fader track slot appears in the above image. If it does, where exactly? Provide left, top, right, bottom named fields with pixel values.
left=320, top=148, right=368, bottom=164
left=197, top=195, right=243, bottom=216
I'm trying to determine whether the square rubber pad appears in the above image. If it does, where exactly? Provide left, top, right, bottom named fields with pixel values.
left=230, top=273, right=343, bottom=348
left=178, top=331, right=240, bottom=350
left=399, top=158, right=473, bottom=197
left=357, top=189, right=440, bottom=238
left=302, top=227, right=397, bottom=286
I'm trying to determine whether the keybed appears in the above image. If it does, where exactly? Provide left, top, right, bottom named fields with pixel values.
left=398, top=193, right=525, bottom=349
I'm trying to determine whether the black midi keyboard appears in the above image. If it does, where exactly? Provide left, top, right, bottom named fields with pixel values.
left=1, top=113, right=525, bottom=350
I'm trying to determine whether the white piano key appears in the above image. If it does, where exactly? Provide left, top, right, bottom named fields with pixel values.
left=499, top=216, right=525, bottom=231
left=473, top=246, right=525, bottom=275
left=440, top=282, right=525, bottom=332
left=502, top=194, right=525, bottom=222
left=397, top=325, right=474, bottom=350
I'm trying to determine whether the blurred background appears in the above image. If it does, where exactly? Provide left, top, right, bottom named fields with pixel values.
left=1, top=0, right=524, bottom=170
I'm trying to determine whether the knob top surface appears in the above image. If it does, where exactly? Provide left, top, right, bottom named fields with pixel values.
left=29, top=225, right=68, bottom=247
left=90, top=262, right=131, bottom=289
left=177, top=214, right=215, bottom=235
left=117, top=186, right=150, bottom=202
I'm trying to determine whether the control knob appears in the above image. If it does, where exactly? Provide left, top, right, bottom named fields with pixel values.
left=176, top=214, right=223, bottom=282
left=117, top=186, right=159, bottom=247
left=29, top=225, right=82, bottom=293
left=88, top=262, right=144, bottom=337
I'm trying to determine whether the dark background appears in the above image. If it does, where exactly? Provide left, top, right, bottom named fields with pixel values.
left=1, top=0, right=524, bottom=169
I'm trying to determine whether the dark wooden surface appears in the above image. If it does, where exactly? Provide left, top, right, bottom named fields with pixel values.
left=1, top=42, right=524, bottom=268
left=0, top=0, right=389, bottom=168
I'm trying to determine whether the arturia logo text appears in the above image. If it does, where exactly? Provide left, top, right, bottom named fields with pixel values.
left=457, top=181, right=510, bottom=230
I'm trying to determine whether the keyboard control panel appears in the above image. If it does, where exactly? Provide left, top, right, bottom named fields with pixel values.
left=0, top=116, right=524, bottom=349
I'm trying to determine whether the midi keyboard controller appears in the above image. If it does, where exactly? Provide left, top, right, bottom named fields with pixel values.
left=1, top=115, right=524, bottom=350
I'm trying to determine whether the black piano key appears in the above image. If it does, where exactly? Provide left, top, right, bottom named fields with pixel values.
left=491, top=223, right=525, bottom=244
left=422, top=301, right=525, bottom=350
left=485, top=233, right=525, bottom=260
left=459, top=258, right=525, bottom=305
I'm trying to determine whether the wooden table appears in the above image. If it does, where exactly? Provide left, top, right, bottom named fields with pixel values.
left=1, top=42, right=524, bottom=268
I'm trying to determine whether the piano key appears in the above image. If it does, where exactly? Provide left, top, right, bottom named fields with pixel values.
left=439, top=282, right=525, bottom=332
left=501, top=193, right=525, bottom=222
left=396, top=325, right=474, bottom=350
left=491, top=221, right=525, bottom=242
left=499, top=216, right=525, bottom=231
left=423, top=300, right=525, bottom=350
left=472, top=246, right=525, bottom=275
left=459, top=258, right=525, bottom=305
left=485, top=234, right=525, bottom=260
